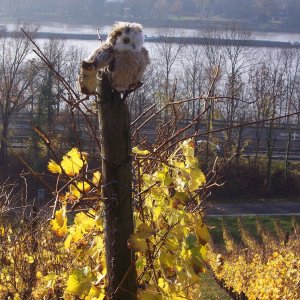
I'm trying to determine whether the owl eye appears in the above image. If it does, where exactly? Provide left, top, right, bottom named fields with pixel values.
left=123, top=37, right=130, bottom=44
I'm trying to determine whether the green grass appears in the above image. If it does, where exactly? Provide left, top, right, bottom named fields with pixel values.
left=206, top=215, right=300, bottom=247
left=211, top=197, right=300, bottom=204
left=198, top=271, right=231, bottom=300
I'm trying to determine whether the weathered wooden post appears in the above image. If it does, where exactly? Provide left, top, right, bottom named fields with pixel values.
left=96, top=71, right=137, bottom=299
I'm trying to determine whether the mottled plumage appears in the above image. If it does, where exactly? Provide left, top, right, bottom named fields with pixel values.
left=79, top=22, right=150, bottom=95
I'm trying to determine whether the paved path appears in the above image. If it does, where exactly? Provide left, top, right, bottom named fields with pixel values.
left=206, top=202, right=300, bottom=216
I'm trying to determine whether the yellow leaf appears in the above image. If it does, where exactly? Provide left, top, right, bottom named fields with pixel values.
left=65, top=212, right=101, bottom=250
left=74, top=212, right=95, bottom=232
left=92, top=171, right=102, bottom=186
left=95, top=294, right=106, bottom=300
left=66, top=269, right=93, bottom=297
left=194, top=218, right=211, bottom=245
left=36, top=271, right=43, bottom=279
left=129, top=234, right=148, bottom=252
left=138, top=285, right=163, bottom=300
left=136, top=257, right=147, bottom=271
left=172, top=192, right=189, bottom=206
left=181, top=139, right=198, bottom=167
left=153, top=206, right=162, bottom=222
left=44, top=273, right=58, bottom=289
left=70, top=181, right=91, bottom=199
left=159, top=252, right=175, bottom=268
left=87, top=285, right=102, bottom=298
left=66, top=272, right=81, bottom=295
left=173, top=161, right=186, bottom=172
left=61, top=148, right=87, bottom=176
left=48, top=159, right=62, bottom=174
left=132, top=146, right=150, bottom=156
left=64, top=227, right=84, bottom=250
left=50, top=208, right=68, bottom=237
left=143, top=173, right=156, bottom=186
left=0, top=225, right=4, bottom=236
left=136, top=223, right=154, bottom=239
left=27, top=255, right=35, bottom=264
left=158, top=278, right=169, bottom=293
left=188, top=169, right=206, bottom=191
left=64, top=235, right=72, bottom=250
left=13, top=293, right=21, bottom=300
left=199, top=245, right=207, bottom=260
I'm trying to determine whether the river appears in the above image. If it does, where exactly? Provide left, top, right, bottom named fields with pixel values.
left=4, top=22, right=299, bottom=42
left=3, top=22, right=300, bottom=53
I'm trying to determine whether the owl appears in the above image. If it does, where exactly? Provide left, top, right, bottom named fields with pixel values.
left=79, top=22, right=150, bottom=95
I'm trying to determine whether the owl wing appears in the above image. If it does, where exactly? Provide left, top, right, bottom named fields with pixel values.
left=141, top=47, right=151, bottom=66
left=79, top=44, right=114, bottom=95
left=85, top=43, right=114, bottom=69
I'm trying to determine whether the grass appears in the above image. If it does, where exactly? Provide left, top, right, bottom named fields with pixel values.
left=198, top=271, right=231, bottom=300
left=211, top=197, right=300, bottom=204
left=205, top=215, right=300, bottom=247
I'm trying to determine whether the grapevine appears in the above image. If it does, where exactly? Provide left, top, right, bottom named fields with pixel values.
left=0, top=140, right=211, bottom=299
left=208, top=218, right=300, bottom=300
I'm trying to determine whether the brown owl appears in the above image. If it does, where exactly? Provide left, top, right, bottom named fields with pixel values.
left=79, top=22, right=150, bottom=95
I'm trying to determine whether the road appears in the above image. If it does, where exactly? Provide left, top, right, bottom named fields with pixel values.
left=206, top=202, right=300, bottom=216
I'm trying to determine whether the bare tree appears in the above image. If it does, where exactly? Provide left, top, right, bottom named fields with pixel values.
left=265, top=50, right=286, bottom=189
left=249, top=49, right=286, bottom=188
left=0, top=24, right=38, bottom=165
left=248, top=62, right=272, bottom=167
left=128, top=66, right=158, bottom=122
left=30, top=39, right=87, bottom=164
left=201, top=28, right=224, bottom=169
left=221, top=25, right=253, bottom=157
left=153, top=29, right=185, bottom=114
left=280, top=48, right=300, bottom=183
left=180, top=42, right=206, bottom=124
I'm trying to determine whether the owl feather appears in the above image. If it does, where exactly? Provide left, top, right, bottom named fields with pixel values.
left=79, top=22, right=150, bottom=95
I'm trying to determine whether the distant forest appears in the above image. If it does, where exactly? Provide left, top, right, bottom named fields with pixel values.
left=0, top=0, right=300, bottom=31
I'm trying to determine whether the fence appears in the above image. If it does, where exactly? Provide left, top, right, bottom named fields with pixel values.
left=2, top=112, right=300, bottom=160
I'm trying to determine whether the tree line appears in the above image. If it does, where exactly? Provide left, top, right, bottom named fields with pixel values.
left=1, top=24, right=300, bottom=198
left=141, top=27, right=300, bottom=197
left=1, top=0, right=300, bottom=30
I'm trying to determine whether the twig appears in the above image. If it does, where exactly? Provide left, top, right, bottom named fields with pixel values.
left=153, top=105, right=211, bottom=154
left=96, top=28, right=103, bottom=43
left=131, top=103, right=156, bottom=126
left=157, top=110, right=300, bottom=156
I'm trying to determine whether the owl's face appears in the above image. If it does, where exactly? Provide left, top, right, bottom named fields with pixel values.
left=110, top=22, right=144, bottom=52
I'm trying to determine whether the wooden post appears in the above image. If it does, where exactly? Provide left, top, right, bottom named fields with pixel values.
left=96, top=71, right=137, bottom=299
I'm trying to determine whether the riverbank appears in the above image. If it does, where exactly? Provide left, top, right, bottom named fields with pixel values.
left=1, top=14, right=300, bottom=35
left=3, top=30, right=300, bottom=49
left=128, top=17, right=300, bottom=35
